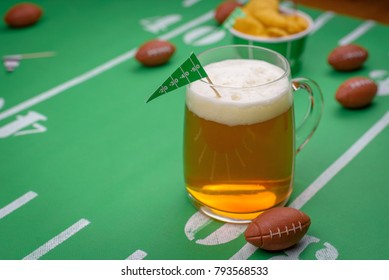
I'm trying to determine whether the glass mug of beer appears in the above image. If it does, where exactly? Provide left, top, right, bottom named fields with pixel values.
left=183, top=45, right=323, bottom=223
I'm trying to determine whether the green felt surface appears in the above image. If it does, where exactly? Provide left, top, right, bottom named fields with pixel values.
left=0, top=0, right=388, bottom=260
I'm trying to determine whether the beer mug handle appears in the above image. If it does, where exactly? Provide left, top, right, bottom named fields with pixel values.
left=292, top=78, right=324, bottom=153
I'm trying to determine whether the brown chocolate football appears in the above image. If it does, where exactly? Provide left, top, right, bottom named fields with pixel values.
left=335, top=77, right=378, bottom=109
left=244, top=207, right=311, bottom=251
left=214, top=1, right=243, bottom=25
left=4, top=3, right=43, bottom=28
left=328, top=44, right=368, bottom=71
left=135, top=39, right=176, bottom=67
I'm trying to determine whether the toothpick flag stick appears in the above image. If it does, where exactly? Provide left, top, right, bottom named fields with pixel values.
left=3, top=51, right=56, bottom=72
left=205, top=76, right=221, bottom=98
left=3, top=51, right=56, bottom=60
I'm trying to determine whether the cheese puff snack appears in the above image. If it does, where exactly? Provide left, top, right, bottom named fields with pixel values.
left=234, top=16, right=266, bottom=36
left=253, top=9, right=287, bottom=29
left=266, top=27, right=289, bottom=37
left=243, top=0, right=279, bottom=15
left=285, top=14, right=309, bottom=34
left=233, top=0, right=309, bottom=38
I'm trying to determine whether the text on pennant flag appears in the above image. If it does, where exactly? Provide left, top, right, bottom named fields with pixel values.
left=146, top=52, right=208, bottom=103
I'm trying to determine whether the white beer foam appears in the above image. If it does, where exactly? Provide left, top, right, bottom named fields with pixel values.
left=187, top=59, right=292, bottom=126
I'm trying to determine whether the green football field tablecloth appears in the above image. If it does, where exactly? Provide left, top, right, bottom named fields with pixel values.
left=0, top=0, right=388, bottom=260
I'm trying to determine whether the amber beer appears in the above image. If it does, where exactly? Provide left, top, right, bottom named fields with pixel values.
left=184, top=58, right=294, bottom=222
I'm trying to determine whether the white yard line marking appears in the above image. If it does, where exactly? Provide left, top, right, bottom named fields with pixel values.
left=185, top=211, right=212, bottom=241
left=289, top=111, right=389, bottom=209
left=230, top=111, right=389, bottom=260
left=0, top=11, right=214, bottom=122
left=230, top=243, right=258, bottom=260
left=126, top=250, right=148, bottom=260
left=0, top=191, right=38, bottom=219
left=22, top=218, right=90, bottom=260
left=339, top=20, right=375, bottom=46
left=196, top=223, right=247, bottom=245
left=0, top=50, right=136, bottom=122
left=311, top=11, right=335, bottom=34
left=159, top=11, right=213, bottom=41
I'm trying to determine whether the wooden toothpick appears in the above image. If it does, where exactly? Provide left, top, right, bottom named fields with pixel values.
left=205, top=76, right=222, bottom=98
left=3, top=51, right=56, bottom=60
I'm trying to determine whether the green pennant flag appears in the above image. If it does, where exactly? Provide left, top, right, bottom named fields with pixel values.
left=146, top=52, right=208, bottom=103
left=222, top=7, right=246, bottom=30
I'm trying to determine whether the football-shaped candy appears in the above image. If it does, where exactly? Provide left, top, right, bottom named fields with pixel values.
left=135, top=40, right=176, bottom=67
left=245, top=207, right=311, bottom=251
left=4, top=3, right=43, bottom=28
left=336, top=77, right=378, bottom=109
left=214, top=1, right=243, bottom=25
left=328, top=44, right=368, bottom=71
